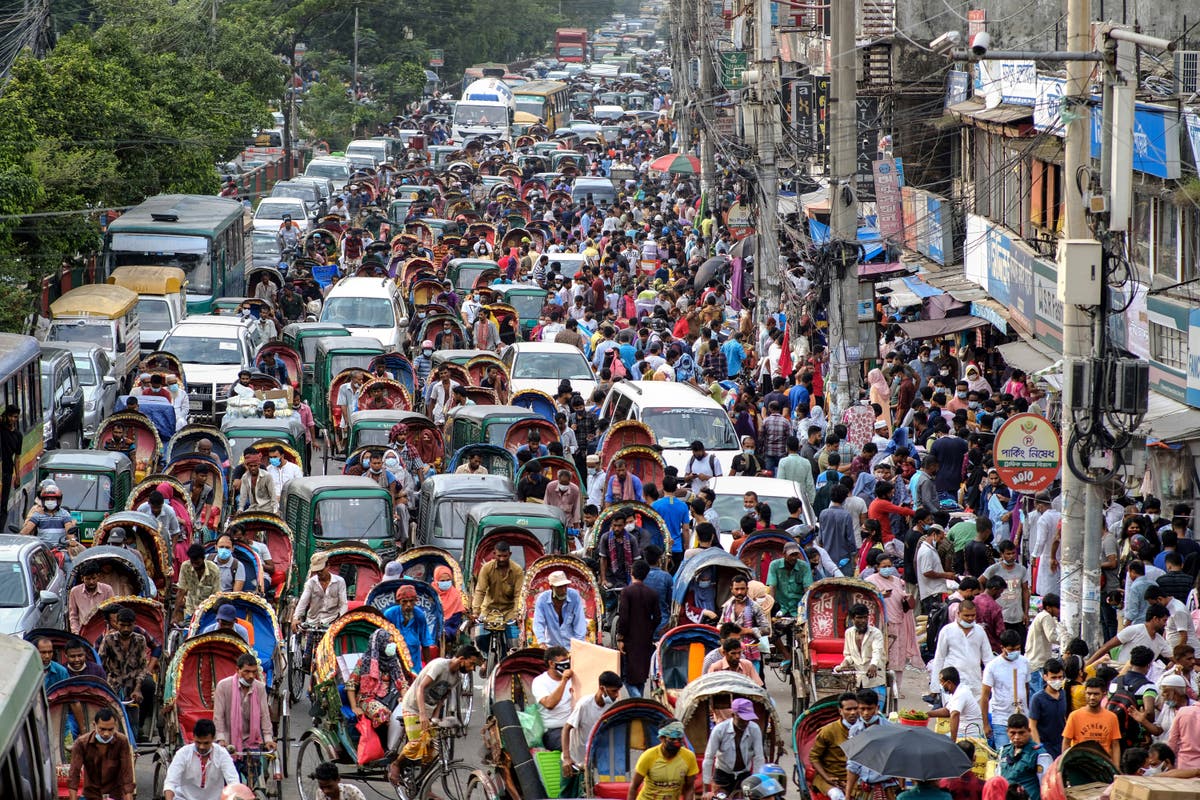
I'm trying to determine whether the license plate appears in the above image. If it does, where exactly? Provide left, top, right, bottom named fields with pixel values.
left=189, top=400, right=204, bottom=410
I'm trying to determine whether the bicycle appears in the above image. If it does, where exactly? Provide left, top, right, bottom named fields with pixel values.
left=602, top=585, right=624, bottom=648
left=765, top=616, right=795, bottom=687
left=288, top=622, right=328, bottom=702
left=393, top=718, right=473, bottom=800
left=233, top=748, right=282, bottom=800
left=480, top=617, right=516, bottom=676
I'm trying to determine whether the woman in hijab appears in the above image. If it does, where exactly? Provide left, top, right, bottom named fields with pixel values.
left=432, top=565, right=466, bottom=644
left=884, top=426, right=910, bottom=455
left=964, top=364, right=993, bottom=394
left=866, top=368, right=892, bottom=433
left=346, top=628, right=406, bottom=728
left=798, top=404, right=828, bottom=441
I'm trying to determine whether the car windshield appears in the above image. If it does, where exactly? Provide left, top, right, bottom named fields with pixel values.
left=0, top=561, right=27, bottom=607
left=47, top=471, right=113, bottom=512
left=160, top=334, right=243, bottom=365
left=315, top=497, right=390, bottom=540
left=256, top=202, right=302, bottom=221
left=321, top=297, right=396, bottom=329
left=137, top=297, right=173, bottom=329
left=252, top=233, right=281, bottom=257
left=454, top=104, right=505, bottom=127
left=71, top=354, right=97, bottom=385
left=513, top=351, right=593, bottom=380
left=272, top=185, right=314, bottom=202
left=712, top=493, right=792, bottom=533
left=643, top=406, right=738, bottom=450
left=46, top=321, right=112, bottom=349
left=306, top=163, right=350, bottom=181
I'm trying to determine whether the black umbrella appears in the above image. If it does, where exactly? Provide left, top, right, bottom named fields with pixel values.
left=838, top=723, right=973, bottom=781
left=729, top=234, right=756, bottom=260
left=693, top=255, right=728, bottom=289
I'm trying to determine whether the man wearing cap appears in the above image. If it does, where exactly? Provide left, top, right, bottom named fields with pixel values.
left=532, top=570, right=589, bottom=649
left=200, top=603, right=251, bottom=643
left=106, top=527, right=146, bottom=571
left=238, top=452, right=277, bottom=514
left=177, top=543, right=220, bottom=623
left=703, top=698, right=764, bottom=799
left=384, top=584, right=435, bottom=672
left=293, top=551, right=347, bottom=629
left=628, top=720, right=698, bottom=800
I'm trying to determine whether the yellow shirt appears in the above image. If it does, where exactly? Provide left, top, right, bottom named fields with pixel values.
left=635, top=744, right=699, bottom=800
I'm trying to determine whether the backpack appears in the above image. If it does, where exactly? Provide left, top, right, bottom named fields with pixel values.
left=1105, top=671, right=1152, bottom=748
left=923, top=598, right=961, bottom=661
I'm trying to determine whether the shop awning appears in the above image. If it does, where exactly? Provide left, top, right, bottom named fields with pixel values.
left=902, top=275, right=944, bottom=299
left=948, top=99, right=984, bottom=117
left=968, top=104, right=1033, bottom=124
left=920, top=268, right=990, bottom=302
left=859, top=261, right=911, bottom=278
left=1138, top=392, right=1200, bottom=444
left=808, top=218, right=884, bottom=261
left=877, top=278, right=923, bottom=309
left=899, top=315, right=990, bottom=339
left=996, top=338, right=1061, bottom=375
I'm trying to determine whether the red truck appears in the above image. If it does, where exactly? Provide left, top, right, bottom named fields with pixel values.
left=554, top=28, right=588, bottom=63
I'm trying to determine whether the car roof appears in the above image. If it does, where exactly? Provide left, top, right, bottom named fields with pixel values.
left=610, top=379, right=720, bottom=407
left=51, top=342, right=106, bottom=359
left=708, top=476, right=802, bottom=497
left=323, top=277, right=397, bottom=299
left=170, top=315, right=252, bottom=330
left=507, top=342, right=589, bottom=356
left=0, top=533, right=44, bottom=557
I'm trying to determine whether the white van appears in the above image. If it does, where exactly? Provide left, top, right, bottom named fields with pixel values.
left=106, top=266, right=188, bottom=353
left=345, top=139, right=389, bottom=170
left=45, top=285, right=142, bottom=387
left=597, top=380, right=741, bottom=474
left=304, top=157, right=352, bottom=186
left=318, top=277, right=405, bottom=350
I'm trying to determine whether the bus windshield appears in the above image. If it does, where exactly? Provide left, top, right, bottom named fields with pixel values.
left=454, top=104, right=506, bottom=127
left=108, top=233, right=212, bottom=293
left=515, top=98, right=546, bottom=117
left=558, top=46, right=583, bottom=57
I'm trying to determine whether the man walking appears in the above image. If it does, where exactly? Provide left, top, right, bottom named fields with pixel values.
left=702, top=698, right=764, bottom=797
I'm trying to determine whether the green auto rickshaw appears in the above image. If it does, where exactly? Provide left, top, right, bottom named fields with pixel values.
left=37, top=450, right=133, bottom=544
left=492, top=284, right=550, bottom=339
left=462, top=501, right=569, bottom=586
left=282, top=475, right=398, bottom=582
left=445, top=404, right=538, bottom=452
left=281, top=323, right=349, bottom=405
left=221, top=417, right=307, bottom=468
left=313, top=336, right=386, bottom=431
left=446, top=258, right=500, bottom=293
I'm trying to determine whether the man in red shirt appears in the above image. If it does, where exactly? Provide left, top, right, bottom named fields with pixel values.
left=867, top=480, right=914, bottom=542
left=972, top=577, right=1007, bottom=653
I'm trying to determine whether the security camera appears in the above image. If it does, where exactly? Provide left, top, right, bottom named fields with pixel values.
left=930, top=31, right=961, bottom=54
left=971, top=31, right=992, bottom=56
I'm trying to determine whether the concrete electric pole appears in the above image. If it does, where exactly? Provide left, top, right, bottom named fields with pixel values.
left=698, top=0, right=716, bottom=210
left=826, top=0, right=860, bottom=417
left=752, top=0, right=780, bottom=320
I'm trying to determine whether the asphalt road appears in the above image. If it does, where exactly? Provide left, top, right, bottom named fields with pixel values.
left=131, top=439, right=933, bottom=799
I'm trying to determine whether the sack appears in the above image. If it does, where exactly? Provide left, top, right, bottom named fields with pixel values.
left=355, top=716, right=385, bottom=764
left=400, top=730, right=436, bottom=764
left=516, top=702, right=545, bottom=748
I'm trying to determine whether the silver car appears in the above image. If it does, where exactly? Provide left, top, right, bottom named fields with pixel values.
left=60, top=343, right=118, bottom=443
left=0, top=535, right=66, bottom=636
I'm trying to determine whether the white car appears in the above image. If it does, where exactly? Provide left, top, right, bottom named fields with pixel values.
left=252, top=197, right=310, bottom=233
left=319, top=277, right=405, bottom=350
left=502, top=341, right=597, bottom=401
left=160, top=316, right=263, bottom=421
left=708, top=476, right=817, bottom=549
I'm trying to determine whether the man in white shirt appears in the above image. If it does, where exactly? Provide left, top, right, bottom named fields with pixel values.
left=425, top=366, right=459, bottom=426
left=929, top=600, right=993, bottom=694
left=561, top=671, right=624, bottom=783
left=1147, top=586, right=1200, bottom=652
left=916, top=525, right=954, bottom=613
left=1087, top=604, right=1173, bottom=666
left=980, top=629, right=1031, bottom=749
left=265, top=444, right=303, bottom=495
left=531, top=647, right=574, bottom=751
left=928, top=666, right=985, bottom=742
left=163, top=718, right=239, bottom=800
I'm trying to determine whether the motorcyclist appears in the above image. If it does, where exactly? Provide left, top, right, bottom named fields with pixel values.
left=20, top=482, right=81, bottom=560
left=277, top=214, right=302, bottom=253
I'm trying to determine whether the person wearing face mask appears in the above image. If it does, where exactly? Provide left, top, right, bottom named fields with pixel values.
left=21, top=481, right=78, bottom=550
left=928, top=667, right=985, bottom=742
left=98, top=607, right=153, bottom=735
left=266, top=444, right=302, bottom=494
left=628, top=720, right=699, bottom=800
left=431, top=565, right=466, bottom=642
left=703, top=698, right=765, bottom=800
left=347, top=629, right=407, bottom=747
left=810, top=692, right=860, bottom=800
left=838, top=604, right=888, bottom=706
left=980, top=630, right=1032, bottom=749
left=67, top=708, right=135, bottom=800
left=383, top=584, right=434, bottom=672
left=982, top=540, right=1031, bottom=643
left=562, top=671, right=624, bottom=792
left=532, top=570, right=589, bottom=649
left=864, top=552, right=923, bottom=695
left=210, top=534, right=246, bottom=593
left=413, top=340, right=434, bottom=397
left=1028, top=658, right=1068, bottom=757
left=928, top=600, right=993, bottom=697
left=213, top=653, right=275, bottom=758
left=532, top=646, right=576, bottom=751
left=164, top=718, right=240, bottom=800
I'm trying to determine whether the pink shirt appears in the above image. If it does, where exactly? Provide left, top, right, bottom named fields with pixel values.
left=706, top=657, right=764, bottom=686
left=1169, top=704, right=1200, bottom=768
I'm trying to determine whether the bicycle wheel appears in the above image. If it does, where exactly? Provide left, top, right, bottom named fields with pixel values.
left=288, top=633, right=306, bottom=703
left=294, top=737, right=329, bottom=800
left=419, top=760, right=474, bottom=800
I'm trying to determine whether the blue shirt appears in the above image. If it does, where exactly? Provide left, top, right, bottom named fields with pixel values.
left=383, top=605, right=434, bottom=671
left=720, top=340, right=745, bottom=378
left=618, top=343, right=637, bottom=371
left=644, top=567, right=674, bottom=638
left=652, top=496, right=690, bottom=554
left=1027, top=688, right=1067, bottom=759
left=43, top=660, right=68, bottom=691
left=788, top=384, right=810, bottom=414
left=531, top=588, right=589, bottom=648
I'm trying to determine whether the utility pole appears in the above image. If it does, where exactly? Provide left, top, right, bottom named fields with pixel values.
left=352, top=6, right=360, bottom=107
left=826, top=0, right=859, bottom=416
left=752, top=0, right=779, bottom=321
left=697, top=0, right=716, bottom=210
left=676, top=0, right=694, bottom=154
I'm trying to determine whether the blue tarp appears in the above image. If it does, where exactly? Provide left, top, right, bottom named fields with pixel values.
left=807, top=218, right=885, bottom=261
left=901, top=275, right=945, bottom=299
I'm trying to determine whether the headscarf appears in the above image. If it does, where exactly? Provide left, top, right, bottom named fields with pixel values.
left=748, top=580, right=773, bottom=619
left=964, top=365, right=992, bottom=394
left=693, top=566, right=717, bottom=612
left=799, top=405, right=827, bottom=440
left=433, top=565, right=465, bottom=619
left=359, top=628, right=404, bottom=697
left=884, top=426, right=910, bottom=455
left=866, top=368, right=890, bottom=403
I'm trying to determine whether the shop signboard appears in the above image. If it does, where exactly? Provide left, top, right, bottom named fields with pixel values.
left=993, top=413, right=1061, bottom=493
left=1090, top=100, right=1181, bottom=179
left=872, top=157, right=903, bottom=239
left=1188, top=308, right=1200, bottom=408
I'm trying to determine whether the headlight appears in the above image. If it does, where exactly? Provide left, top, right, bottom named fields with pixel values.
left=85, top=399, right=97, bottom=412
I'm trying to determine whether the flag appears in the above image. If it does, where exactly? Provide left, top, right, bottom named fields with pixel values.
left=779, top=321, right=793, bottom=378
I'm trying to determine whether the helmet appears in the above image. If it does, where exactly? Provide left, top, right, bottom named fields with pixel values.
left=742, top=775, right=785, bottom=800
left=37, top=477, right=55, bottom=494
left=421, top=340, right=434, bottom=350
left=40, top=482, right=62, bottom=499
left=759, top=764, right=787, bottom=790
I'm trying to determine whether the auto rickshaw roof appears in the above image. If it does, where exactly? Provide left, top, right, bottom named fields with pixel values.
left=420, top=473, right=516, bottom=498
left=315, top=336, right=388, bottom=355
left=283, top=475, right=394, bottom=502
left=445, top=404, right=537, bottom=423
left=282, top=322, right=350, bottom=337
left=39, top=449, right=132, bottom=472
left=467, top=501, right=568, bottom=525
left=349, top=409, right=427, bottom=428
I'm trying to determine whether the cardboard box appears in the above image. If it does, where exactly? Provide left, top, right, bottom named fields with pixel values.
left=1066, top=783, right=1111, bottom=800
left=1111, top=776, right=1200, bottom=800
left=255, top=387, right=293, bottom=406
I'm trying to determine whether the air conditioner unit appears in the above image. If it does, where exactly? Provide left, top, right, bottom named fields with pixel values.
left=1176, top=51, right=1200, bottom=95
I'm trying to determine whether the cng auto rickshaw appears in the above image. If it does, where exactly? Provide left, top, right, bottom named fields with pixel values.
left=37, top=449, right=132, bottom=543
left=280, top=323, right=350, bottom=405
left=282, top=475, right=398, bottom=581
left=462, top=506, right=568, bottom=585
left=312, top=336, right=387, bottom=432
left=445, top=404, right=537, bottom=452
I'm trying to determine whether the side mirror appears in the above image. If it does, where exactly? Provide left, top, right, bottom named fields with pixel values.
left=103, top=376, right=118, bottom=387
left=38, top=590, right=59, bottom=608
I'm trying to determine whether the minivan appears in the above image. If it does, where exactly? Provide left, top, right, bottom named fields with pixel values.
left=345, top=139, right=390, bottom=169
left=304, top=157, right=352, bottom=186
left=318, top=277, right=405, bottom=350
left=39, top=345, right=85, bottom=450
left=571, top=176, right=617, bottom=207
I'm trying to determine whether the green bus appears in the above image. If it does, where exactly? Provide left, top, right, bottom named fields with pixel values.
left=0, top=636, right=56, bottom=800
left=0, top=333, right=44, bottom=530
left=102, top=194, right=248, bottom=314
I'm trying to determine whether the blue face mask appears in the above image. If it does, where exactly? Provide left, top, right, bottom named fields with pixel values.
left=269, top=456, right=282, bottom=467
left=958, top=619, right=975, bottom=630
left=437, top=580, right=453, bottom=591
left=95, top=732, right=114, bottom=744
left=217, top=547, right=232, bottom=560
left=1004, top=651, right=1020, bottom=662
left=879, top=566, right=898, bottom=578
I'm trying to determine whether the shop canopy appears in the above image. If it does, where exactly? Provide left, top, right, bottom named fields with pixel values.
left=898, top=315, right=990, bottom=339
left=807, top=218, right=884, bottom=261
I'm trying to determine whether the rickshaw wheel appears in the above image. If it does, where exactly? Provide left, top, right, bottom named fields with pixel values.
left=280, top=710, right=290, bottom=777
left=152, top=748, right=170, bottom=800
left=466, top=771, right=499, bottom=800
left=288, top=641, right=306, bottom=703
left=295, top=736, right=331, bottom=800
left=420, top=760, right=474, bottom=800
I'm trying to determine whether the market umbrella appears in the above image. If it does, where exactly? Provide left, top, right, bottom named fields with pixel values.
left=838, top=724, right=973, bottom=781
left=648, top=153, right=701, bottom=174
left=729, top=234, right=756, bottom=260
left=693, top=255, right=728, bottom=289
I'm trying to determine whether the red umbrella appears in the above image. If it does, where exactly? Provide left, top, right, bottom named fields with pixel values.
left=648, top=153, right=701, bottom=174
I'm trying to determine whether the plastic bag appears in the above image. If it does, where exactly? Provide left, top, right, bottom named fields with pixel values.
left=516, top=702, right=545, bottom=748
left=355, top=716, right=385, bottom=764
